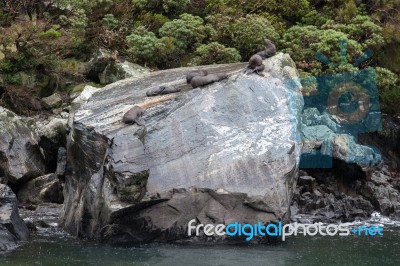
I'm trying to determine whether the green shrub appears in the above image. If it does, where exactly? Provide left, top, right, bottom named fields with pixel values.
left=190, top=42, right=241, bottom=65
left=159, top=13, right=216, bottom=51
left=381, top=86, right=400, bottom=114
left=126, top=26, right=160, bottom=65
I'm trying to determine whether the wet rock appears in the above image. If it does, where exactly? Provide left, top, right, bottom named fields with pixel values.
left=0, top=184, right=29, bottom=253
left=86, top=48, right=149, bottom=85
left=17, top=174, right=63, bottom=205
left=19, top=203, right=65, bottom=239
left=61, top=53, right=304, bottom=243
left=0, top=107, right=46, bottom=185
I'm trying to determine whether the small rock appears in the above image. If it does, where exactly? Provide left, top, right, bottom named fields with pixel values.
left=42, top=92, right=63, bottom=109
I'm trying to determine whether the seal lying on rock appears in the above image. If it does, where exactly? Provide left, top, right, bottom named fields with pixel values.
left=256, top=39, right=276, bottom=59
left=244, top=39, right=276, bottom=76
left=146, top=86, right=181, bottom=97
left=122, top=106, right=144, bottom=125
left=186, top=70, right=208, bottom=83
left=190, top=73, right=228, bottom=88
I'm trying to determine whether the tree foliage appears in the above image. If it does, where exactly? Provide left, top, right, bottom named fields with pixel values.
left=0, top=0, right=399, bottom=114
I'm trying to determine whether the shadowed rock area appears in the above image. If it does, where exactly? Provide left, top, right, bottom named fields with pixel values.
left=0, top=184, right=29, bottom=253
left=61, top=53, right=304, bottom=244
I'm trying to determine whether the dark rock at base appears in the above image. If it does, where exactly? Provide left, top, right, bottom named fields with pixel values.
left=100, top=188, right=277, bottom=244
left=17, top=174, right=63, bottom=205
left=0, top=184, right=29, bottom=253
left=291, top=163, right=400, bottom=223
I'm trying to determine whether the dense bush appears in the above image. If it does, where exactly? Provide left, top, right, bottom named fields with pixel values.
left=0, top=0, right=399, bottom=114
left=190, top=42, right=241, bottom=65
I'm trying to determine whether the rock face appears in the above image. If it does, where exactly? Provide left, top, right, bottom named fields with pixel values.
left=86, top=49, right=150, bottom=85
left=61, top=53, right=304, bottom=244
left=27, top=113, right=68, bottom=173
left=291, top=163, right=400, bottom=223
left=17, top=174, right=63, bottom=205
left=0, top=107, right=46, bottom=185
left=362, top=114, right=400, bottom=169
left=0, top=184, right=29, bottom=253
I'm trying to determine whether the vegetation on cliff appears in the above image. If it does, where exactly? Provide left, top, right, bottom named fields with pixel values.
left=0, top=0, right=399, bottom=115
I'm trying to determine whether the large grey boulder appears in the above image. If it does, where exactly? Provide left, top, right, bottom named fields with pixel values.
left=0, top=107, right=46, bottom=184
left=61, top=53, right=304, bottom=244
left=0, top=184, right=29, bottom=253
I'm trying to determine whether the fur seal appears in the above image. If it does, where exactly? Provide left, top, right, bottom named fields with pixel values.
left=244, top=54, right=265, bottom=75
left=190, top=73, right=228, bottom=88
left=256, top=39, right=276, bottom=59
left=122, top=106, right=144, bottom=125
left=243, top=39, right=276, bottom=75
left=146, top=85, right=181, bottom=97
left=186, top=70, right=208, bottom=83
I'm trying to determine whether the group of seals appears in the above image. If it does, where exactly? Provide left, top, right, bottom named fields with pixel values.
left=186, top=70, right=208, bottom=84
left=186, top=70, right=228, bottom=88
left=122, top=105, right=144, bottom=125
left=146, top=85, right=181, bottom=97
left=123, top=38, right=275, bottom=125
left=244, top=38, right=276, bottom=76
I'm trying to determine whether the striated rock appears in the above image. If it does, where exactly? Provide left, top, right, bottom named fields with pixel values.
left=0, top=107, right=46, bottom=185
left=61, top=53, right=304, bottom=243
left=17, top=174, right=63, bottom=205
left=0, top=184, right=29, bottom=253
left=86, top=48, right=149, bottom=85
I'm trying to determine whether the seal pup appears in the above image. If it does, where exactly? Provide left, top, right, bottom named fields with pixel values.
left=190, top=73, right=228, bottom=88
left=122, top=105, right=144, bottom=125
left=146, top=85, right=181, bottom=97
left=186, top=70, right=208, bottom=83
left=244, top=54, right=265, bottom=75
left=256, top=39, right=276, bottom=59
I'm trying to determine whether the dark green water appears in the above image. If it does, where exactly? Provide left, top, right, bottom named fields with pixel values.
left=1, top=226, right=400, bottom=266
